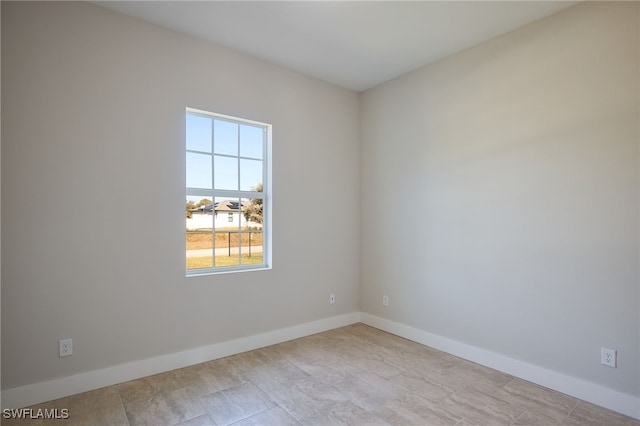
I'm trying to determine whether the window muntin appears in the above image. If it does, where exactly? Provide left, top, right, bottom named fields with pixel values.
left=186, top=108, right=270, bottom=275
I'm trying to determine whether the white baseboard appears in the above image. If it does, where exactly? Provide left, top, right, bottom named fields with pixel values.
left=360, top=313, right=640, bottom=420
left=1, top=312, right=361, bottom=410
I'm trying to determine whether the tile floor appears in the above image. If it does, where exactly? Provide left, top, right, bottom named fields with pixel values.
left=4, top=324, right=639, bottom=425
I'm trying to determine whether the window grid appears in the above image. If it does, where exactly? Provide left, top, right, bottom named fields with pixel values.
left=186, top=108, right=270, bottom=275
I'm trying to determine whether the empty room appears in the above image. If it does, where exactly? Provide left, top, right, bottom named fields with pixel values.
left=1, top=1, right=639, bottom=425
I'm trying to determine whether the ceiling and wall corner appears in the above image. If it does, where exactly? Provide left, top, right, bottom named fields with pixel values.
left=92, top=0, right=579, bottom=92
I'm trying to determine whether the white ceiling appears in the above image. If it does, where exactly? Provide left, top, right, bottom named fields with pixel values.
left=94, top=1, right=579, bottom=92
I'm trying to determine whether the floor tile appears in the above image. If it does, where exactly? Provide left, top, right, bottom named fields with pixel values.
left=375, top=393, right=462, bottom=426
left=200, top=382, right=276, bottom=425
left=261, top=376, right=348, bottom=421
left=124, top=386, right=205, bottom=426
left=179, top=361, right=247, bottom=397
left=449, top=361, right=513, bottom=395
left=288, top=347, right=364, bottom=388
left=494, top=378, right=577, bottom=421
left=334, top=371, right=408, bottom=412
left=173, top=413, right=217, bottom=426
left=233, top=406, right=300, bottom=426
left=562, top=400, right=640, bottom=426
left=439, top=387, right=524, bottom=426
left=343, top=324, right=426, bottom=357
left=512, top=408, right=570, bottom=425
left=390, top=371, right=454, bottom=402
left=301, top=400, right=390, bottom=426
left=118, top=370, right=185, bottom=404
left=246, top=358, right=310, bottom=391
left=336, top=341, right=406, bottom=379
left=66, top=386, right=129, bottom=426
left=221, top=347, right=281, bottom=375
left=399, top=352, right=457, bottom=378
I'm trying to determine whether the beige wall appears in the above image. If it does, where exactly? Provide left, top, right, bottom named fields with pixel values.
left=361, top=1, right=639, bottom=397
left=1, top=2, right=360, bottom=390
left=2, top=0, right=639, bottom=407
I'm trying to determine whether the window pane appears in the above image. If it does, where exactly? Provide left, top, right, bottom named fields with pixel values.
left=242, top=196, right=263, bottom=229
left=240, top=197, right=263, bottom=265
left=214, top=120, right=238, bottom=156
left=214, top=197, right=241, bottom=267
left=185, top=108, right=270, bottom=275
left=240, top=231, right=263, bottom=265
left=240, top=159, right=262, bottom=192
left=186, top=196, right=213, bottom=270
left=186, top=232, right=213, bottom=270
left=214, top=197, right=242, bottom=230
left=186, top=195, right=213, bottom=231
left=240, top=124, right=263, bottom=159
left=214, top=155, right=238, bottom=190
left=186, top=114, right=212, bottom=152
left=186, top=152, right=211, bottom=189
left=214, top=231, right=241, bottom=267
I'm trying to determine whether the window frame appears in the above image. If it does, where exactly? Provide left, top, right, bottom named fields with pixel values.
left=185, top=107, right=272, bottom=276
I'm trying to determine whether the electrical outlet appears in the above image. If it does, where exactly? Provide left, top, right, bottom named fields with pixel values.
left=383, top=295, right=389, bottom=306
left=59, top=339, right=73, bottom=357
left=329, top=293, right=336, bottom=304
left=601, top=347, right=617, bottom=368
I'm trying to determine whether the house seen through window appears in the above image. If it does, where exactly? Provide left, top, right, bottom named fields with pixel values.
left=186, top=108, right=270, bottom=274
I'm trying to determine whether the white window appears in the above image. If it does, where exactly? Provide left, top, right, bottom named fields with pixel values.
left=185, top=108, right=271, bottom=275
